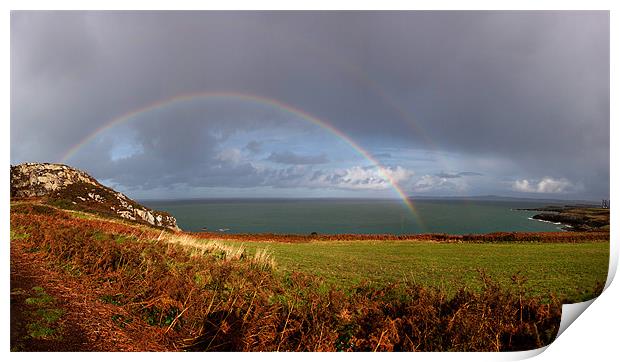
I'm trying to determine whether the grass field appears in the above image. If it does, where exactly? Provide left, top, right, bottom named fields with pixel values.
left=222, top=240, right=609, bottom=300
left=10, top=201, right=609, bottom=351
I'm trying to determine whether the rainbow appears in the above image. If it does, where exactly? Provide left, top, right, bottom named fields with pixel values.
left=60, top=91, right=424, bottom=226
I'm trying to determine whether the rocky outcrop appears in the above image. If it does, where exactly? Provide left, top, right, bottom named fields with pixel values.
left=11, top=163, right=99, bottom=197
left=525, top=204, right=610, bottom=232
left=10, top=163, right=179, bottom=230
left=532, top=212, right=607, bottom=231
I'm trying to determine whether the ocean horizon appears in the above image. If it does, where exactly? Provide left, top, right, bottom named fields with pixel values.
left=141, top=197, right=576, bottom=235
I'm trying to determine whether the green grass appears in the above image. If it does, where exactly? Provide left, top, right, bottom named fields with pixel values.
left=36, top=308, right=64, bottom=323
left=69, top=211, right=97, bottom=220
left=115, top=235, right=134, bottom=244
left=220, top=240, right=608, bottom=300
left=92, top=231, right=108, bottom=241
left=10, top=228, right=30, bottom=241
left=27, top=322, right=57, bottom=339
left=25, top=290, right=55, bottom=305
left=24, top=287, right=65, bottom=340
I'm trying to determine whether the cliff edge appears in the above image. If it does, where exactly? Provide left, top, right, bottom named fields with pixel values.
left=11, top=163, right=179, bottom=230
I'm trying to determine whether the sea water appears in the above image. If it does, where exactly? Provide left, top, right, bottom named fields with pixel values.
left=141, top=198, right=566, bottom=235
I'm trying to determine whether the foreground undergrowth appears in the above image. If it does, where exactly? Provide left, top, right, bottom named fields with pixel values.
left=11, top=203, right=597, bottom=351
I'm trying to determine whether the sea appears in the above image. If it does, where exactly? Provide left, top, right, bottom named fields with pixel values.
left=141, top=198, right=570, bottom=235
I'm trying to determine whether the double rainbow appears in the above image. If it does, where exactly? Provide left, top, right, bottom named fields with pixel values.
left=60, top=91, right=424, bottom=226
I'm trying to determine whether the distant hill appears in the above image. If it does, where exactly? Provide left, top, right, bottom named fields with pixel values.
left=10, top=163, right=179, bottom=230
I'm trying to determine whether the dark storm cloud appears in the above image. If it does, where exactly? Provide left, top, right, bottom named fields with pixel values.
left=267, top=151, right=329, bottom=165
left=10, top=11, right=609, bottom=198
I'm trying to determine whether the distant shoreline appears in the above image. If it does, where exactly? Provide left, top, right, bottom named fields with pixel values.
left=514, top=205, right=609, bottom=232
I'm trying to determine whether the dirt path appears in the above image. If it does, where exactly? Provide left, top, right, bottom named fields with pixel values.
left=10, top=240, right=177, bottom=352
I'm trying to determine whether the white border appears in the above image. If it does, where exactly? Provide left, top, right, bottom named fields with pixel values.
left=2, top=2, right=616, bottom=361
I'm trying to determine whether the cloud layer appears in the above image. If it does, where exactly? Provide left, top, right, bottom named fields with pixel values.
left=267, top=151, right=329, bottom=165
left=512, top=177, right=574, bottom=194
left=10, top=11, right=609, bottom=200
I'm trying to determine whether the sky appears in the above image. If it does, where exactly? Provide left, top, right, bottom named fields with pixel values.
left=10, top=11, right=609, bottom=201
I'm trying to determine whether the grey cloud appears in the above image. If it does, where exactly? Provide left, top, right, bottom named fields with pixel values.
left=413, top=174, right=469, bottom=193
left=266, top=165, right=413, bottom=191
left=435, top=172, right=462, bottom=179
left=10, top=11, right=609, bottom=199
left=435, top=171, right=484, bottom=178
left=244, top=141, right=263, bottom=154
left=267, top=151, right=329, bottom=165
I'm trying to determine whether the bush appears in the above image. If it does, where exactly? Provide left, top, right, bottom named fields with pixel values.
left=10, top=205, right=572, bottom=351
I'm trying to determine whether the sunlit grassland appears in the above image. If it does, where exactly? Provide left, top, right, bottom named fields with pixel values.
left=12, top=201, right=608, bottom=301
left=218, top=239, right=609, bottom=300
left=10, top=202, right=605, bottom=350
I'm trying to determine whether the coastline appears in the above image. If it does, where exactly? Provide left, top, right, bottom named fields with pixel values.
left=515, top=205, right=609, bottom=232
left=527, top=216, right=571, bottom=231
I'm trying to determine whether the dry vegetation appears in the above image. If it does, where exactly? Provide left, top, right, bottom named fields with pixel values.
left=9, top=202, right=597, bottom=351
left=190, top=230, right=609, bottom=243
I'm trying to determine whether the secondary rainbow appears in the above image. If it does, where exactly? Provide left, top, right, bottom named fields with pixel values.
left=60, top=91, right=424, bottom=226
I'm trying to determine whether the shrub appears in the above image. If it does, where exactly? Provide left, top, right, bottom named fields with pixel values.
left=10, top=204, right=574, bottom=351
